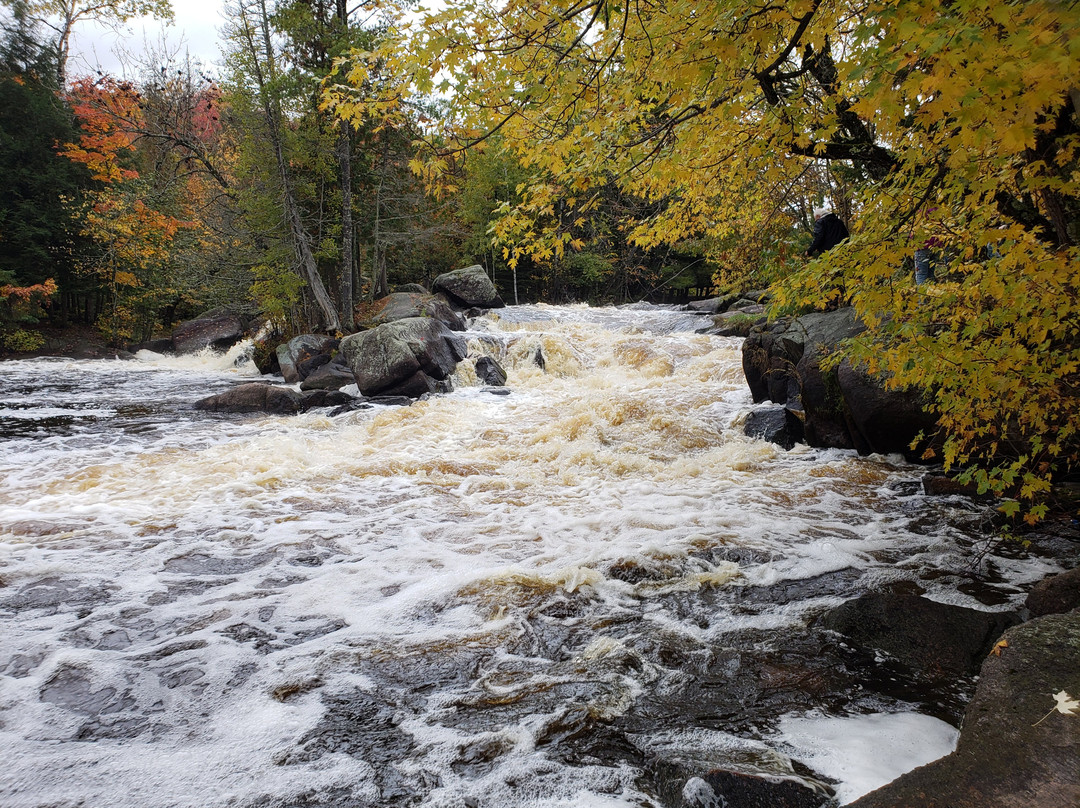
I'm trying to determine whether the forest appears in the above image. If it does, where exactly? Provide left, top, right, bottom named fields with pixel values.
left=1, top=0, right=1078, bottom=521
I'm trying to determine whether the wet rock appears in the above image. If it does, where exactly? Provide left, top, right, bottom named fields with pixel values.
left=276, top=334, right=339, bottom=383
left=682, top=771, right=831, bottom=808
left=533, top=346, right=546, bottom=371
left=171, top=307, right=245, bottom=355
left=300, top=389, right=356, bottom=410
left=432, top=264, right=505, bottom=309
left=127, top=337, right=175, bottom=354
left=339, top=317, right=467, bottom=398
left=355, top=291, right=466, bottom=331
left=299, top=359, right=355, bottom=391
left=744, top=406, right=804, bottom=450
left=475, top=355, right=508, bottom=386
left=821, top=593, right=1021, bottom=678
left=1026, top=567, right=1080, bottom=617
left=848, top=611, right=1080, bottom=808
left=193, top=382, right=304, bottom=415
left=921, top=474, right=988, bottom=498
left=686, top=294, right=741, bottom=315
left=482, top=387, right=512, bottom=396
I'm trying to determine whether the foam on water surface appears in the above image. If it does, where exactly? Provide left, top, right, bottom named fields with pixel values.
left=0, top=304, right=1045, bottom=807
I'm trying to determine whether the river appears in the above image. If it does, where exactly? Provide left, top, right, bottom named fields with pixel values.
left=0, top=304, right=1057, bottom=807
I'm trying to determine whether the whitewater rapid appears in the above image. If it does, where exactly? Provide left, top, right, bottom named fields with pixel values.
left=0, top=304, right=1053, bottom=807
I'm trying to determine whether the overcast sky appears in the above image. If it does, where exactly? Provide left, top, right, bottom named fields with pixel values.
left=67, top=0, right=227, bottom=78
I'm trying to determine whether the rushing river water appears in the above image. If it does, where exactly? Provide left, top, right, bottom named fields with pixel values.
left=0, top=304, right=1060, bottom=807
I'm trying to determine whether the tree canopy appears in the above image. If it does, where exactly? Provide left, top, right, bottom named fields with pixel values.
left=325, top=0, right=1080, bottom=518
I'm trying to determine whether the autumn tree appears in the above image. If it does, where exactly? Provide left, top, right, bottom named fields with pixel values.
left=62, top=75, right=190, bottom=342
left=328, top=0, right=1080, bottom=519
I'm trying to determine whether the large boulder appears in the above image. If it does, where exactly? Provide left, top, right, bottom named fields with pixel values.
left=339, top=317, right=468, bottom=398
left=848, top=610, right=1080, bottom=808
left=742, top=308, right=935, bottom=459
left=821, top=593, right=1021, bottom=678
left=355, top=292, right=466, bottom=332
left=171, top=308, right=245, bottom=355
left=193, top=383, right=304, bottom=415
left=431, top=265, right=505, bottom=309
left=276, top=334, right=339, bottom=384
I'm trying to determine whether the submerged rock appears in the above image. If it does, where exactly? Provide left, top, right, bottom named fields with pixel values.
left=821, top=593, right=1020, bottom=678
left=848, top=610, right=1080, bottom=808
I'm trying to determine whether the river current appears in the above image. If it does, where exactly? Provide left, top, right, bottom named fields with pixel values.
left=0, top=304, right=1058, bottom=807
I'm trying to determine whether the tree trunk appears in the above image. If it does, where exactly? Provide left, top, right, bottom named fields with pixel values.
left=245, top=0, right=341, bottom=332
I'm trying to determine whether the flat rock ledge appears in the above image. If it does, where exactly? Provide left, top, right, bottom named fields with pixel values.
left=848, top=609, right=1080, bottom=808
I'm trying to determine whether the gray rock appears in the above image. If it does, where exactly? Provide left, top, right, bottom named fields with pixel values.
left=339, top=317, right=468, bottom=398
left=432, top=265, right=505, bottom=309
left=744, top=406, right=804, bottom=450
left=299, top=360, right=355, bottom=391
left=275, top=334, right=339, bottom=383
left=475, top=356, right=508, bottom=386
left=356, top=292, right=466, bottom=331
left=171, top=308, right=245, bottom=355
left=848, top=611, right=1080, bottom=808
left=193, top=383, right=304, bottom=415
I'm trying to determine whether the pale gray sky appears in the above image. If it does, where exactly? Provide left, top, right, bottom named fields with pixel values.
left=67, top=0, right=226, bottom=78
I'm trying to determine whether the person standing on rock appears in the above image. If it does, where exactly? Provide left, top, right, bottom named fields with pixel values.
left=805, top=206, right=850, bottom=258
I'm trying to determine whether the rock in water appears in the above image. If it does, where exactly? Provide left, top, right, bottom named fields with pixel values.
left=431, top=265, right=505, bottom=309
left=193, top=383, right=304, bottom=415
left=339, top=317, right=468, bottom=398
left=475, top=356, right=508, bottom=386
left=171, top=308, right=245, bottom=355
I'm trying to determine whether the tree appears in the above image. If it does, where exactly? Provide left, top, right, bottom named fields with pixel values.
left=0, top=3, right=95, bottom=321
left=1, top=0, right=173, bottom=85
left=61, top=75, right=190, bottom=342
left=328, top=0, right=1080, bottom=519
left=223, top=0, right=341, bottom=332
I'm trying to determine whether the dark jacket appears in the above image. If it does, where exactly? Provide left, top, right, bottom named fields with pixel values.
left=806, top=213, right=849, bottom=257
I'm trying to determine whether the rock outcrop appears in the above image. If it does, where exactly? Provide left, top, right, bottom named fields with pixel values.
left=339, top=317, right=468, bottom=398
left=171, top=308, right=245, bottom=355
left=742, top=308, right=937, bottom=458
left=275, top=334, right=339, bottom=384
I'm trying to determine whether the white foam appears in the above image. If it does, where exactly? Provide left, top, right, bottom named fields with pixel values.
left=775, top=712, right=959, bottom=804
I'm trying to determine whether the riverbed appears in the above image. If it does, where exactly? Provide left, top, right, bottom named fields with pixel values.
left=0, top=304, right=1057, bottom=807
